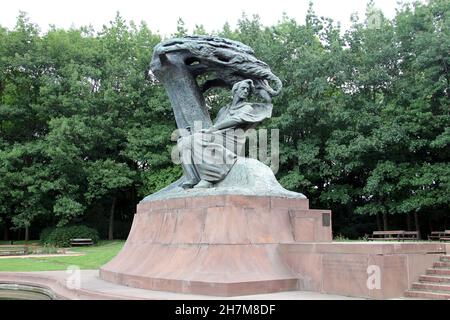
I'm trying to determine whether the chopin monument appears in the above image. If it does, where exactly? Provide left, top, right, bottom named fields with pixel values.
left=100, top=35, right=332, bottom=296
left=100, top=36, right=443, bottom=299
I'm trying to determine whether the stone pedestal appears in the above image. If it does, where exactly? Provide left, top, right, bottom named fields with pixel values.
left=100, top=195, right=332, bottom=296
left=279, top=242, right=446, bottom=299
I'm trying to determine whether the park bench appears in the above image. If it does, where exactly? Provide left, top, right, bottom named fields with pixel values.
left=368, top=230, right=419, bottom=241
left=402, top=231, right=419, bottom=240
left=440, top=230, right=450, bottom=242
left=369, top=231, right=406, bottom=241
left=0, top=245, right=29, bottom=256
left=70, top=238, right=94, bottom=247
left=428, top=231, right=446, bottom=241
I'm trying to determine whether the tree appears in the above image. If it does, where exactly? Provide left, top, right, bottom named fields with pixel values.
left=0, top=3, right=448, bottom=240
left=85, top=160, right=134, bottom=240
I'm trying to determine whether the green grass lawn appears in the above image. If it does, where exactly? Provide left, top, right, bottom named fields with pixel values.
left=0, top=240, right=125, bottom=272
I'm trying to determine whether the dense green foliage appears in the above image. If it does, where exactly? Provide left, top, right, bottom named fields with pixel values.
left=38, top=227, right=55, bottom=244
left=0, top=0, right=448, bottom=239
left=40, top=225, right=100, bottom=247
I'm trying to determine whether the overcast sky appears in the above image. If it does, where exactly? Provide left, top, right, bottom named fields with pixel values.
left=1, top=0, right=422, bottom=35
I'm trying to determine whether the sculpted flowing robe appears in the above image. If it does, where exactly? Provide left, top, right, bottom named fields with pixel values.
left=178, top=102, right=273, bottom=187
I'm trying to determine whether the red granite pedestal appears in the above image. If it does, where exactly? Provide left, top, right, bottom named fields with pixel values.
left=100, top=195, right=332, bottom=296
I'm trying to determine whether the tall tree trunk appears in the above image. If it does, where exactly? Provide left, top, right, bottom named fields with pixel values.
left=3, top=224, right=9, bottom=241
left=414, top=212, right=421, bottom=239
left=3, top=223, right=9, bottom=241
left=406, top=213, right=412, bottom=231
left=382, top=212, right=388, bottom=231
left=25, top=226, right=29, bottom=242
left=376, top=213, right=382, bottom=231
left=108, top=197, right=117, bottom=241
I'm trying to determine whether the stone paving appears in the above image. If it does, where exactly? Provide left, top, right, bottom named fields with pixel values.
left=0, top=270, right=364, bottom=300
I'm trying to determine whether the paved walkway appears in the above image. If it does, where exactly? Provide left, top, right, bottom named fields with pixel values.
left=0, top=270, right=363, bottom=300
left=0, top=253, right=84, bottom=259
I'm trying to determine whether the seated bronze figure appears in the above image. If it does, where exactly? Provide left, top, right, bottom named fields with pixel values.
left=178, top=79, right=273, bottom=189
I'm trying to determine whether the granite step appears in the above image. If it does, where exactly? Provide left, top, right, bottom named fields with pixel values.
left=419, top=275, right=450, bottom=283
left=433, top=261, right=450, bottom=268
left=426, top=268, right=450, bottom=276
left=404, top=254, right=450, bottom=300
left=405, top=290, right=450, bottom=300
left=412, top=282, right=450, bottom=292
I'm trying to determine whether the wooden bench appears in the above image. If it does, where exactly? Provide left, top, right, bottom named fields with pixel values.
left=369, top=231, right=406, bottom=241
left=0, top=245, right=29, bottom=256
left=402, top=231, right=419, bottom=240
left=440, top=230, right=450, bottom=242
left=368, top=230, right=419, bottom=241
left=70, top=238, right=94, bottom=247
left=428, top=231, right=446, bottom=241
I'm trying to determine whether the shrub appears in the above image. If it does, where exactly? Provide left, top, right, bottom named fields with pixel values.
left=333, top=233, right=351, bottom=241
left=39, top=227, right=56, bottom=244
left=42, top=225, right=100, bottom=247
left=30, top=244, right=60, bottom=255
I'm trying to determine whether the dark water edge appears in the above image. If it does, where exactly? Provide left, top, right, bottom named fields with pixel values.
left=0, top=284, right=56, bottom=300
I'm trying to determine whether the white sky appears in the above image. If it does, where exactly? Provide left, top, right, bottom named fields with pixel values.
left=0, top=0, right=422, bottom=36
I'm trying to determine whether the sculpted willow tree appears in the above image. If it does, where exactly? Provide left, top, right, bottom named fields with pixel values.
left=150, top=36, right=282, bottom=130
left=146, top=35, right=295, bottom=195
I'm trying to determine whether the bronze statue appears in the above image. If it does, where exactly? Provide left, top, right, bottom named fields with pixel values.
left=148, top=35, right=290, bottom=194
left=178, top=79, right=272, bottom=189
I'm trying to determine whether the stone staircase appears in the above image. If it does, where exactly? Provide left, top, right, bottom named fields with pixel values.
left=405, top=255, right=450, bottom=299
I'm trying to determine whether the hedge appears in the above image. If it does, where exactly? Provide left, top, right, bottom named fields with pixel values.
left=40, top=225, right=100, bottom=247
